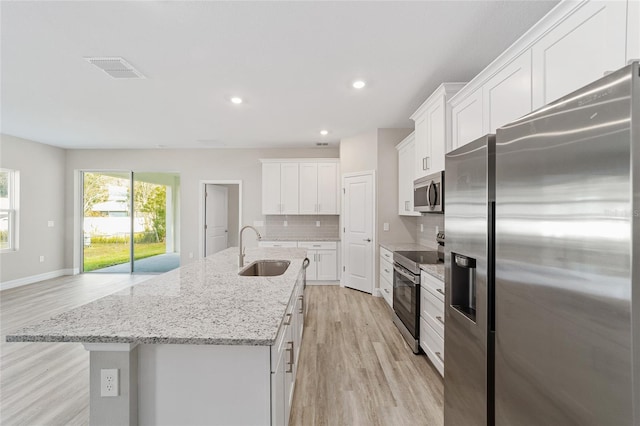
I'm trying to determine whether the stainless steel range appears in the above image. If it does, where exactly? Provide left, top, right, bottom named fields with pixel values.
left=393, top=250, right=440, bottom=353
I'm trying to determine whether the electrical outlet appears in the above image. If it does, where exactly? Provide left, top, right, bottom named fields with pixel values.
left=47, top=220, right=54, bottom=227
left=435, top=226, right=439, bottom=237
left=420, top=224, right=424, bottom=233
left=100, top=369, right=119, bottom=397
left=383, top=222, right=389, bottom=231
left=188, top=252, right=194, bottom=259
left=283, top=220, right=288, bottom=227
left=39, top=255, right=45, bottom=263
left=315, top=221, right=320, bottom=227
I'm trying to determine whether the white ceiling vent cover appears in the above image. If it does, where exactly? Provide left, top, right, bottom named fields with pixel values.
left=84, top=57, right=145, bottom=79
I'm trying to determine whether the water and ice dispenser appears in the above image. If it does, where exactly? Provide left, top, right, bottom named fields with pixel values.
left=450, top=253, right=477, bottom=322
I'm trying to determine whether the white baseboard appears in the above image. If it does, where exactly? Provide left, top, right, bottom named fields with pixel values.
left=1, top=269, right=73, bottom=291
left=306, top=280, right=339, bottom=286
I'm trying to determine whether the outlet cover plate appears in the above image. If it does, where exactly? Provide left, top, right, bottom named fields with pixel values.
left=101, top=368, right=119, bottom=397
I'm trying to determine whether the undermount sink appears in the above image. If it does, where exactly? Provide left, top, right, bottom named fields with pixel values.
left=238, top=260, right=291, bottom=277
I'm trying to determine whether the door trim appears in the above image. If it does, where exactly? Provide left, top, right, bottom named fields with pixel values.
left=199, top=180, right=243, bottom=259
left=340, top=170, right=376, bottom=291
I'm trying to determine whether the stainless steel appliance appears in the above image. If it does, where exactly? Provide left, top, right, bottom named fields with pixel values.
left=444, top=134, right=495, bottom=426
left=414, top=171, right=444, bottom=213
left=393, top=250, right=440, bottom=353
left=444, top=62, right=640, bottom=426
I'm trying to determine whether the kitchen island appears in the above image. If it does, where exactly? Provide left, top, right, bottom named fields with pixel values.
left=6, top=247, right=308, bottom=426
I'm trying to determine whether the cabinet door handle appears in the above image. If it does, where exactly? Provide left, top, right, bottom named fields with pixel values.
left=384, top=268, right=390, bottom=273
left=436, top=315, right=444, bottom=325
left=426, top=156, right=430, bottom=170
left=423, top=157, right=427, bottom=170
left=435, top=351, right=444, bottom=363
left=284, top=313, right=292, bottom=325
left=384, top=288, right=390, bottom=294
left=436, top=288, right=445, bottom=296
left=313, top=244, right=321, bottom=247
left=298, top=295, right=304, bottom=314
left=363, top=238, right=371, bottom=242
left=286, top=341, right=294, bottom=373
left=384, top=253, right=390, bottom=259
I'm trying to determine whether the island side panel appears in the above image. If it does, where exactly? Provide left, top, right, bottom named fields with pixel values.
left=89, top=346, right=138, bottom=426
left=137, top=344, right=271, bottom=426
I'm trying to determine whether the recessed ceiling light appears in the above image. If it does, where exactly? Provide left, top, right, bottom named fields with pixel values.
left=230, top=97, right=243, bottom=104
left=352, top=80, right=366, bottom=89
left=320, top=130, right=329, bottom=136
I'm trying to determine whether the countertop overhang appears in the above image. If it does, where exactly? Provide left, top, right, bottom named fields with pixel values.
left=6, top=247, right=307, bottom=346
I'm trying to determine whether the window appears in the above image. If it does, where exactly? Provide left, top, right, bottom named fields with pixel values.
left=0, top=169, right=19, bottom=251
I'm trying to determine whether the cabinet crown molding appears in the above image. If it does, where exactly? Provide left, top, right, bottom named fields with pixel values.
left=395, top=131, right=416, bottom=150
left=449, top=0, right=587, bottom=106
left=410, top=82, right=467, bottom=120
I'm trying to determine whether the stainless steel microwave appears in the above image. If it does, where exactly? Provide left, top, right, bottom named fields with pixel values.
left=414, top=171, right=444, bottom=213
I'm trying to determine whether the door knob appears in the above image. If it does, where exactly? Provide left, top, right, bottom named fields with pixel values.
left=363, top=238, right=371, bottom=242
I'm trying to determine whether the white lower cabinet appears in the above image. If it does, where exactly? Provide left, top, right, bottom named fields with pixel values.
left=297, top=241, right=337, bottom=281
left=259, top=241, right=299, bottom=248
left=271, top=274, right=304, bottom=426
left=378, top=246, right=394, bottom=308
left=420, top=271, right=444, bottom=377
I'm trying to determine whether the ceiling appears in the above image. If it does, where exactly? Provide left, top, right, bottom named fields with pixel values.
left=1, top=1, right=559, bottom=150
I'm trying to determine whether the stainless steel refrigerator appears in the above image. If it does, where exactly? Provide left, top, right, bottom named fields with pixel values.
left=445, top=61, right=639, bottom=426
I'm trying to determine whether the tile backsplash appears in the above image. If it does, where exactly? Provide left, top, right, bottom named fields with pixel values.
left=416, top=214, right=444, bottom=249
left=264, top=215, right=340, bottom=240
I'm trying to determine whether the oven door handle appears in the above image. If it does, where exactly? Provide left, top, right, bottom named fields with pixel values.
left=393, top=264, right=420, bottom=285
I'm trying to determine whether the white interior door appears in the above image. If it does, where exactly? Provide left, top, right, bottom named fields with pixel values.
left=343, top=172, right=374, bottom=294
left=205, top=185, right=228, bottom=256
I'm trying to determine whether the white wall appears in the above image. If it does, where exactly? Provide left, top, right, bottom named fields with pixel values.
left=339, top=130, right=377, bottom=175
left=65, top=148, right=339, bottom=270
left=0, top=134, right=67, bottom=284
left=376, top=128, right=416, bottom=245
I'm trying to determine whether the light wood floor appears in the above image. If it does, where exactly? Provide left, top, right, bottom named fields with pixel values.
left=1, top=277, right=443, bottom=425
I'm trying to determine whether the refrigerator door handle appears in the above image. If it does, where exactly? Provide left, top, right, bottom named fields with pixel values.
left=455, top=254, right=476, bottom=269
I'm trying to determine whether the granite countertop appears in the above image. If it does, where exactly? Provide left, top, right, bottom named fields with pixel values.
left=6, top=247, right=307, bottom=347
left=419, top=263, right=445, bottom=282
left=379, top=241, right=444, bottom=282
left=262, top=237, right=340, bottom=242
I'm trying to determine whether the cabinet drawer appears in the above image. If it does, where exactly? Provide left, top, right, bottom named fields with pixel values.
left=421, top=288, right=444, bottom=339
left=421, top=270, right=445, bottom=302
left=379, top=274, right=393, bottom=308
left=380, top=246, right=393, bottom=263
left=297, top=241, right=337, bottom=250
left=259, top=241, right=298, bottom=248
left=379, top=258, right=393, bottom=284
left=420, top=317, right=444, bottom=377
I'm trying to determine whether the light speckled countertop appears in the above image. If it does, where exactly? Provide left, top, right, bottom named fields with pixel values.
left=6, top=247, right=307, bottom=346
left=262, top=237, right=340, bottom=242
left=379, top=242, right=444, bottom=282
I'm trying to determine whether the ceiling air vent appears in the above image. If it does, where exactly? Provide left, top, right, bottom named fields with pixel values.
left=316, top=142, right=329, bottom=147
left=84, top=57, right=145, bottom=79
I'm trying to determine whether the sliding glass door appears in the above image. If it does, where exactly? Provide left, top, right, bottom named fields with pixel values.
left=82, top=171, right=180, bottom=274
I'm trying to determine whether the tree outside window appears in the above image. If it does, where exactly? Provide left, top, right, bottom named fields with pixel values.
left=0, top=169, right=19, bottom=251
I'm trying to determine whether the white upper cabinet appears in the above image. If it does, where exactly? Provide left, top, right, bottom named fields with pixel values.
left=261, top=162, right=299, bottom=215
left=262, top=162, right=283, bottom=215
left=411, top=83, right=465, bottom=179
left=298, top=163, right=318, bottom=214
left=262, top=159, right=338, bottom=215
left=484, top=51, right=532, bottom=134
left=531, top=1, right=628, bottom=109
left=451, top=88, right=484, bottom=151
left=396, top=133, right=420, bottom=216
left=316, top=163, right=338, bottom=214
left=448, top=0, right=635, bottom=152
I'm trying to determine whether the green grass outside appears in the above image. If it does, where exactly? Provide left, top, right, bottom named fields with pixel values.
left=83, top=242, right=166, bottom=272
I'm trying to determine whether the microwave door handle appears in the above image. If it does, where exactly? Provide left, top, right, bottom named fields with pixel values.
left=427, top=181, right=435, bottom=207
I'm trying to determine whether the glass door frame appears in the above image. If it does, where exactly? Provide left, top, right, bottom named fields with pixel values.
left=81, top=170, right=134, bottom=273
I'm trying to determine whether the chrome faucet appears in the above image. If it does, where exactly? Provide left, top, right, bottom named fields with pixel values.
left=239, top=225, right=262, bottom=267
